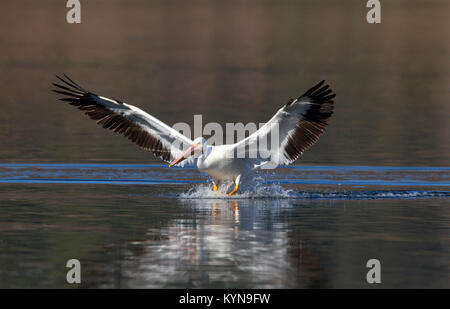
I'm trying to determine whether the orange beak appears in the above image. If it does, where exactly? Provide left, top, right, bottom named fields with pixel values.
left=169, top=144, right=196, bottom=167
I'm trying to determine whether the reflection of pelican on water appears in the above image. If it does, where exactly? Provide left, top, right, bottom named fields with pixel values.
left=106, top=199, right=325, bottom=288
left=212, top=201, right=240, bottom=223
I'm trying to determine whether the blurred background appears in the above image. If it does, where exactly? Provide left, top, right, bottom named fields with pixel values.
left=0, top=0, right=449, bottom=166
left=0, top=0, right=450, bottom=289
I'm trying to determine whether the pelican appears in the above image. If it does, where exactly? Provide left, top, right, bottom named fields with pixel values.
left=52, top=75, right=335, bottom=196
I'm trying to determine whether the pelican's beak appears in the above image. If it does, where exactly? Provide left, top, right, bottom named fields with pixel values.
left=169, top=143, right=196, bottom=167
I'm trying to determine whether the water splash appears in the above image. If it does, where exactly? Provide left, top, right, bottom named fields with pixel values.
left=178, top=181, right=450, bottom=200
left=179, top=176, right=296, bottom=199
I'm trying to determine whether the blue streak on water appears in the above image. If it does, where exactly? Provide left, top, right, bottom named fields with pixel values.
left=268, top=179, right=450, bottom=187
left=0, top=178, right=202, bottom=185
left=1, top=178, right=448, bottom=187
left=284, top=165, right=450, bottom=172
left=0, top=163, right=196, bottom=169
left=0, top=164, right=449, bottom=200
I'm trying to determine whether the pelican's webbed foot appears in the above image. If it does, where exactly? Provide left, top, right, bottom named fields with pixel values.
left=228, top=184, right=239, bottom=196
left=227, top=175, right=241, bottom=197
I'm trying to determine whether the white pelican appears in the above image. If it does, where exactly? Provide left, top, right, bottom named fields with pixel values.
left=53, top=75, right=335, bottom=196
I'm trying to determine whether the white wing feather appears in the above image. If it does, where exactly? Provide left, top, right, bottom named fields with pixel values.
left=53, top=74, right=194, bottom=166
left=232, top=80, right=335, bottom=168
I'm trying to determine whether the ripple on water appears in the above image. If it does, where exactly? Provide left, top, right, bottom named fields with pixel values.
left=178, top=183, right=450, bottom=200
left=0, top=164, right=449, bottom=200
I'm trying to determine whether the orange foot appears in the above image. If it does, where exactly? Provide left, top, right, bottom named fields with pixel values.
left=213, top=183, right=218, bottom=191
left=228, top=185, right=239, bottom=197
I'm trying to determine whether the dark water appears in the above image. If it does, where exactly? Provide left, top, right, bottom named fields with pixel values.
left=0, top=164, right=449, bottom=288
left=0, top=0, right=449, bottom=288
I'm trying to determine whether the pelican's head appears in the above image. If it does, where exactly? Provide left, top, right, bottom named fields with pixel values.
left=169, top=137, right=206, bottom=167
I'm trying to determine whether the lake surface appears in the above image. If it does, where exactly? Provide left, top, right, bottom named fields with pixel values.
left=0, top=164, right=449, bottom=288
left=0, top=0, right=449, bottom=288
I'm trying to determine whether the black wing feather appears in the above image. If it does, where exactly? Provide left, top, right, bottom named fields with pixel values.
left=52, top=74, right=174, bottom=162
left=283, top=80, right=335, bottom=161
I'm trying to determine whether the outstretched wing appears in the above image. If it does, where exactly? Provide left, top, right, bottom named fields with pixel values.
left=52, top=74, right=194, bottom=165
left=233, top=80, right=335, bottom=168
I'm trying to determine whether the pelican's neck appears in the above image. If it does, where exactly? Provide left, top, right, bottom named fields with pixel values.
left=197, top=144, right=212, bottom=167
